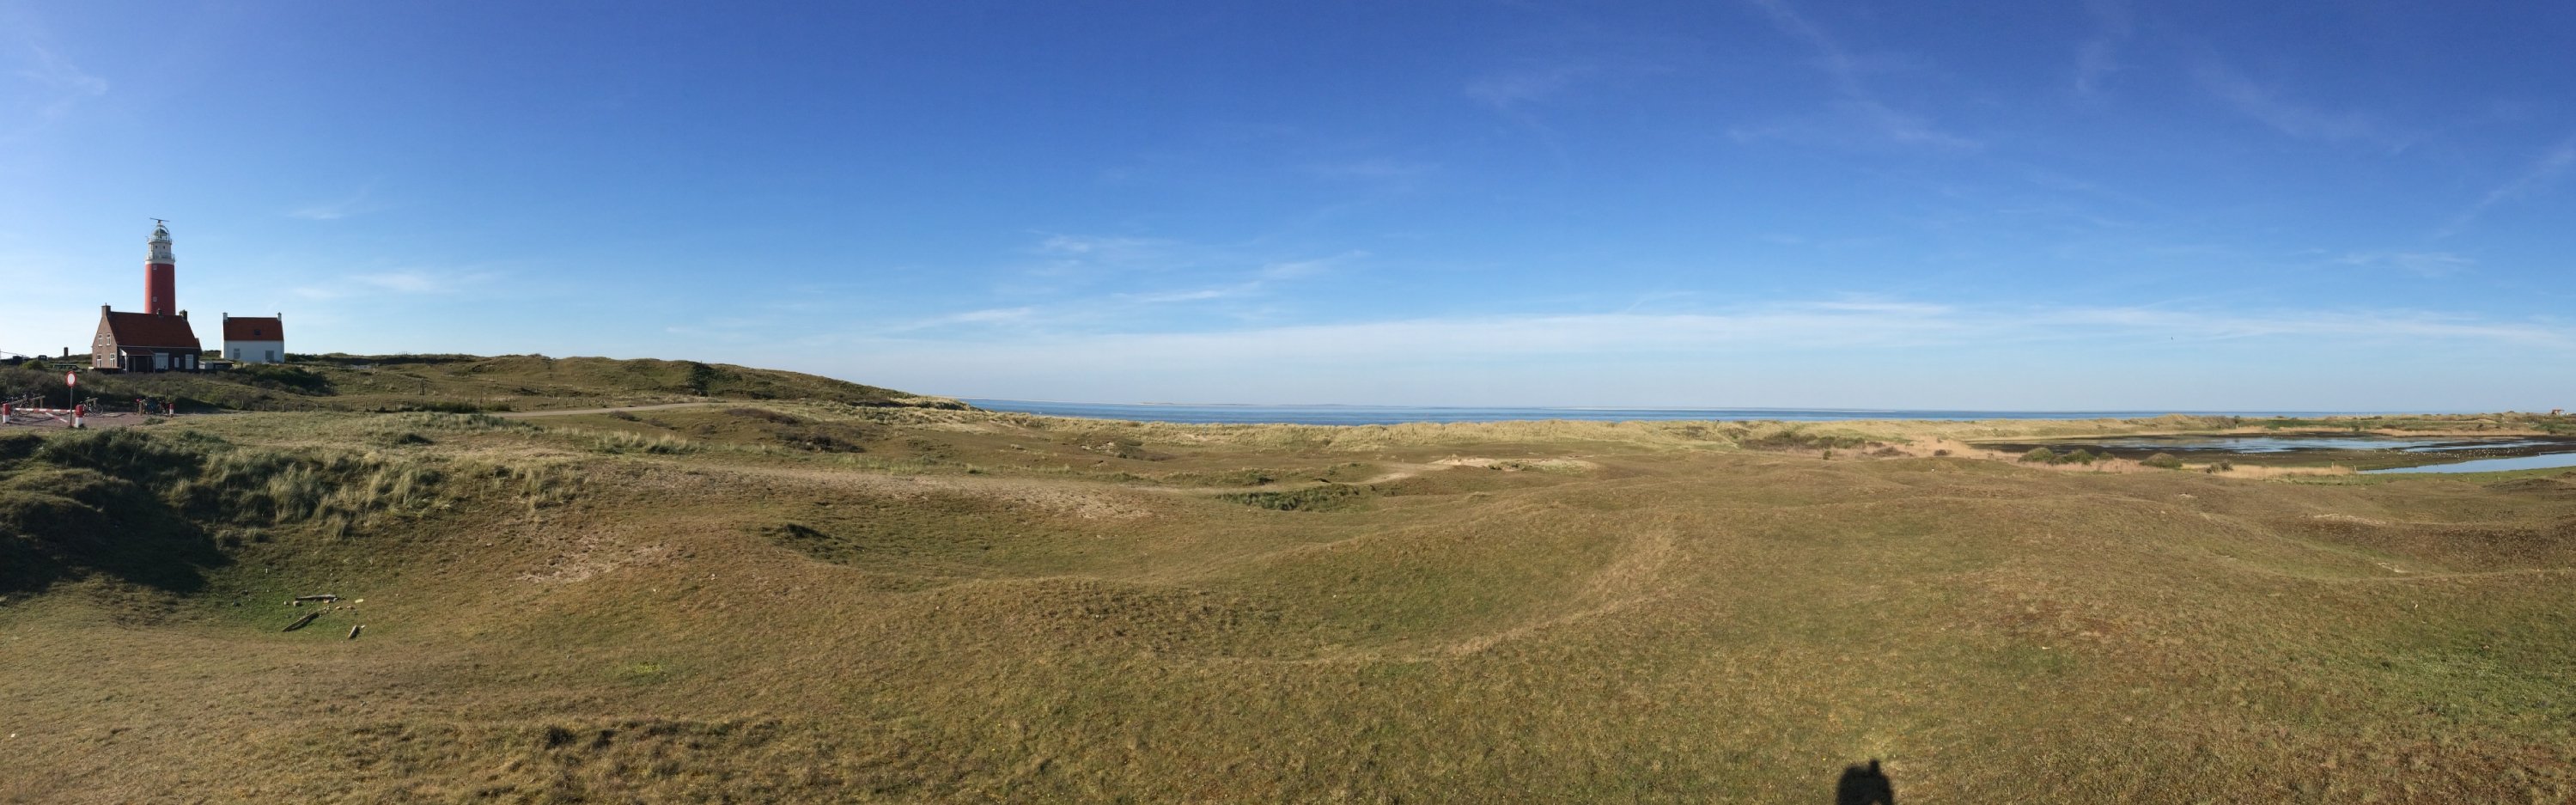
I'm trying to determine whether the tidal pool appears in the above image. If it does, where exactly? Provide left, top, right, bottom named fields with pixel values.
left=2362, top=453, right=2576, bottom=474
left=2059, top=435, right=2567, bottom=454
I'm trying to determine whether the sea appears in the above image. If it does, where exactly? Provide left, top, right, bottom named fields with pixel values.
left=960, top=399, right=2361, bottom=426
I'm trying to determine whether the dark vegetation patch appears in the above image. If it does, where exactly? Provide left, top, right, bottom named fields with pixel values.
left=2019, top=448, right=2099, bottom=466
left=727, top=407, right=804, bottom=424
left=1076, top=436, right=1172, bottom=461
left=1215, top=483, right=1379, bottom=512
left=2141, top=452, right=2185, bottom=469
left=711, top=407, right=888, bottom=453
left=370, top=399, right=514, bottom=413
left=1172, top=467, right=1278, bottom=486
left=374, top=431, right=436, bottom=448
left=1737, top=429, right=1876, bottom=453
left=1144, top=463, right=1375, bottom=488
left=774, top=424, right=878, bottom=453
left=227, top=364, right=336, bottom=395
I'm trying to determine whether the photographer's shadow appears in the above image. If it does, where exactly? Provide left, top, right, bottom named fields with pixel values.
left=1835, top=759, right=1895, bottom=805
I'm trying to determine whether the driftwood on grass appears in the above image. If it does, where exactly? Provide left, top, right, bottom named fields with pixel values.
left=347, top=625, right=363, bottom=640
left=291, top=595, right=341, bottom=604
left=283, top=612, right=322, bottom=631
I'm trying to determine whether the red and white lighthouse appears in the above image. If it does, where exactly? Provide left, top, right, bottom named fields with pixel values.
left=144, top=221, right=176, bottom=315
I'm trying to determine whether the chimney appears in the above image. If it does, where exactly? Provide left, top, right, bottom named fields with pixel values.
left=102, top=304, right=111, bottom=314
left=180, top=309, right=188, bottom=319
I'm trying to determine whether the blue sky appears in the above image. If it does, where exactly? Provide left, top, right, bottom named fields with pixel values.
left=3, top=1, right=2572, bottom=409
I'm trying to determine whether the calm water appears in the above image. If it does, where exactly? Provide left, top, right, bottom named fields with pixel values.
left=962, top=399, right=2356, bottom=426
left=2365, top=454, right=2576, bottom=475
left=2066, top=435, right=2567, bottom=454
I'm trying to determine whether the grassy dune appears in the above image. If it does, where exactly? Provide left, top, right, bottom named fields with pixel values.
left=4, top=403, right=2575, bottom=802
left=0, top=354, right=963, bottom=413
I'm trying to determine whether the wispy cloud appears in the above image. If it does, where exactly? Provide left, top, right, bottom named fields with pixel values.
left=2439, top=137, right=2576, bottom=237
left=1303, top=157, right=1438, bottom=188
left=1027, top=234, right=1177, bottom=276
left=886, top=239, right=1377, bottom=339
left=287, top=185, right=381, bottom=221
left=2330, top=251, right=2474, bottom=277
left=1036, top=234, right=1168, bottom=258
left=10, top=41, right=108, bottom=121
left=356, top=272, right=442, bottom=293
left=1120, top=287, right=1241, bottom=304
left=1463, top=63, right=1595, bottom=162
left=295, top=269, right=492, bottom=299
left=1019, top=232, right=1355, bottom=292
left=1258, top=256, right=1347, bottom=280
left=1465, top=64, right=1593, bottom=112
left=15, top=45, right=105, bottom=95
left=880, top=306, right=1039, bottom=332
left=1739, top=0, right=1976, bottom=149
left=2072, top=0, right=2132, bottom=96
left=2191, top=57, right=2405, bottom=149
left=859, top=299, right=2576, bottom=361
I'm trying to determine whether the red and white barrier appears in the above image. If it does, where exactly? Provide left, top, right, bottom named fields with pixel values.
left=1, top=404, right=89, bottom=427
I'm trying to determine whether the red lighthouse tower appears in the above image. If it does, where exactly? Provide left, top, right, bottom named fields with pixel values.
left=144, top=220, right=177, bottom=315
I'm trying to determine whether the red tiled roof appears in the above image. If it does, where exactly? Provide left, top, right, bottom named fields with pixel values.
left=224, top=316, right=284, bottom=341
left=101, top=311, right=201, bottom=350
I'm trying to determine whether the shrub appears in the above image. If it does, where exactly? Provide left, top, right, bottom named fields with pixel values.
left=2063, top=449, right=2098, bottom=465
left=777, top=426, right=864, bottom=453
left=582, top=430, right=700, bottom=455
left=230, top=364, right=336, bottom=395
left=2141, top=453, right=2184, bottom=470
left=2204, top=460, right=2234, bottom=474
left=1741, top=430, right=1873, bottom=453
left=2020, top=448, right=2056, bottom=463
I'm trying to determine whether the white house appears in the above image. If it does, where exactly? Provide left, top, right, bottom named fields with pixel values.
left=223, top=314, right=285, bottom=364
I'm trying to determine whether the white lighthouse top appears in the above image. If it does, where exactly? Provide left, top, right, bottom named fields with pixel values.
left=146, top=221, right=174, bottom=264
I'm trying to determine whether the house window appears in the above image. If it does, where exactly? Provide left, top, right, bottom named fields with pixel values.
left=230, top=348, right=240, bottom=359
left=265, top=350, right=277, bottom=362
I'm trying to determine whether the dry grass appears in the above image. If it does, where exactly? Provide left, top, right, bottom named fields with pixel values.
left=3, top=409, right=2574, bottom=802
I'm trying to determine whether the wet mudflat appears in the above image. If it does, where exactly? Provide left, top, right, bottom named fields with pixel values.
left=1977, top=432, right=2576, bottom=471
